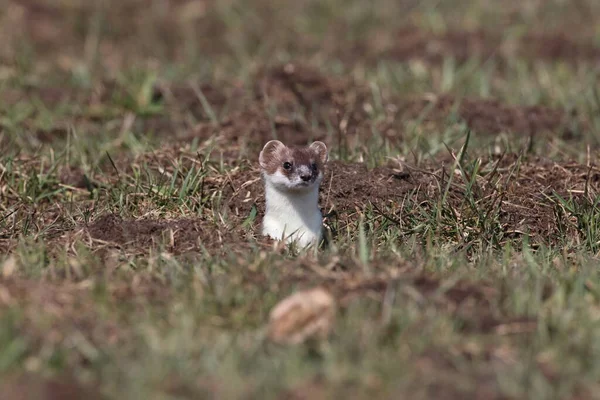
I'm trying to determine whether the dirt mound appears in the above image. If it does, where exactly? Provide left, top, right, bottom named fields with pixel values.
left=322, top=161, right=431, bottom=212
left=255, top=64, right=374, bottom=135
left=382, top=27, right=600, bottom=64
left=88, top=214, right=202, bottom=253
left=191, top=103, right=328, bottom=148
left=395, top=95, right=579, bottom=138
left=221, top=159, right=433, bottom=237
left=384, top=28, right=500, bottom=64
left=235, top=153, right=600, bottom=248
left=9, top=148, right=600, bottom=252
left=186, top=63, right=373, bottom=150
left=255, top=63, right=340, bottom=109
left=485, top=155, right=599, bottom=241
left=408, top=154, right=600, bottom=247
left=3, top=63, right=588, bottom=152
left=184, top=64, right=586, bottom=156
left=85, top=213, right=248, bottom=254
left=523, top=32, right=600, bottom=61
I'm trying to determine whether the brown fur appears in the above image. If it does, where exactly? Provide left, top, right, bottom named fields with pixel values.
left=259, top=140, right=328, bottom=178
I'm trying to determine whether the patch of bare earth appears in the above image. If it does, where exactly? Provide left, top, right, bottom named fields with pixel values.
left=218, top=159, right=434, bottom=240
left=393, top=94, right=582, bottom=140
left=409, top=154, right=600, bottom=246
left=221, top=153, right=598, bottom=248
left=0, top=373, right=104, bottom=400
left=81, top=213, right=251, bottom=255
left=377, top=27, right=600, bottom=65
left=2, top=63, right=588, bottom=156
left=173, top=64, right=587, bottom=151
left=185, top=63, right=373, bottom=152
left=183, top=64, right=587, bottom=157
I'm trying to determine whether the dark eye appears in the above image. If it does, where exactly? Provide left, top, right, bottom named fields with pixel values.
left=311, top=163, right=317, bottom=171
left=283, top=162, right=292, bottom=170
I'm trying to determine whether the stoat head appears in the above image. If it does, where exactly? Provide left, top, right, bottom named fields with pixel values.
left=259, top=140, right=328, bottom=192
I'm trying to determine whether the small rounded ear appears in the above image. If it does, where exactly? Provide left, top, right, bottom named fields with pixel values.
left=309, top=141, right=328, bottom=164
left=259, top=140, right=286, bottom=169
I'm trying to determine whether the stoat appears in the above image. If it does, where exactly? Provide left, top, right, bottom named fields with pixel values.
left=259, top=140, right=328, bottom=248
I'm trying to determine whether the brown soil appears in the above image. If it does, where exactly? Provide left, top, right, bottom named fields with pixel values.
left=490, top=155, right=600, bottom=240
left=394, top=94, right=580, bottom=139
left=190, top=102, right=328, bottom=148
left=85, top=213, right=247, bottom=255
left=58, top=166, right=96, bottom=190
left=184, top=63, right=372, bottom=150
left=68, top=157, right=430, bottom=255
left=184, top=64, right=586, bottom=156
left=321, top=161, right=432, bottom=216
left=0, top=373, right=104, bottom=400
left=221, top=154, right=598, bottom=248
left=381, top=27, right=600, bottom=64
left=2, top=63, right=587, bottom=151
left=414, top=154, right=600, bottom=245
left=218, top=159, right=434, bottom=236
left=333, top=271, right=497, bottom=310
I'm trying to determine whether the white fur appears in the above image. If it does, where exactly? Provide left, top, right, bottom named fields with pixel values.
left=262, top=171, right=323, bottom=248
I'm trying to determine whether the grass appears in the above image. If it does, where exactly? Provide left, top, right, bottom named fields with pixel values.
left=2, top=0, right=600, bottom=398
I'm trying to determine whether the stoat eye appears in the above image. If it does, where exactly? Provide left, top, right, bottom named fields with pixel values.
left=283, top=162, right=292, bottom=170
left=311, top=163, right=317, bottom=171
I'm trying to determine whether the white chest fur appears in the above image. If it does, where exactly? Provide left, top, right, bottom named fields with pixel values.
left=262, top=179, right=323, bottom=247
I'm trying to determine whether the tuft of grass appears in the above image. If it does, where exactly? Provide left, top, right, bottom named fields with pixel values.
left=552, top=190, right=600, bottom=255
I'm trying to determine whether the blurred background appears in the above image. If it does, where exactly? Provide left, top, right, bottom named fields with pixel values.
left=1, top=0, right=598, bottom=83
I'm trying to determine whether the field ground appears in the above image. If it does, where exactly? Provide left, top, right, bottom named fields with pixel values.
left=2, top=0, right=600, bottom=399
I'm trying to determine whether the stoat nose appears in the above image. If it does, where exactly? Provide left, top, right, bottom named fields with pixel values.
left=300, top=174, right=311, bottom=182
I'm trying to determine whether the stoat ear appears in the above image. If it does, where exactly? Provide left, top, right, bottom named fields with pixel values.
left=259, top=140, right=286, bottom=169
left=309, top=141, right=328, bottom=165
